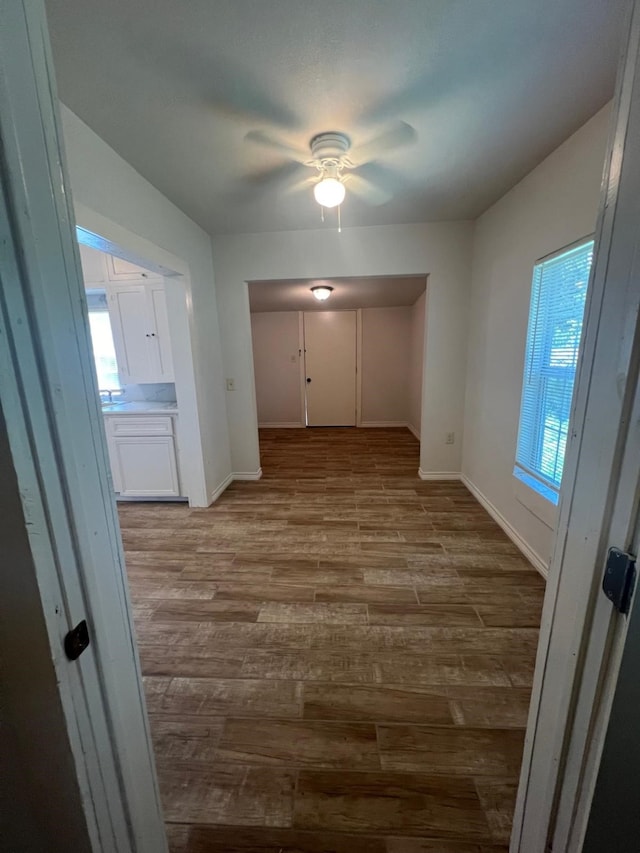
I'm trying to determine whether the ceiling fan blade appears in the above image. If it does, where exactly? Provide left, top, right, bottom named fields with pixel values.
left=343, top=173, right=392, bottom=206
left=284, top=174, right=318, bottom=195
left=245, top=130, right=309, bottom=163
left=349, top=121, right=417, bottom=165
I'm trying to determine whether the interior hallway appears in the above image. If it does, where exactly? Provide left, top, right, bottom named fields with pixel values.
left=121, top=428, right=544, bottom=852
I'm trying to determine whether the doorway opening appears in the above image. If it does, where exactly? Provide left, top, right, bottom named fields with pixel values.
left=248, top=275, right=427, bottom=473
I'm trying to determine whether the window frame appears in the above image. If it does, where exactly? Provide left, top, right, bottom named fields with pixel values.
left=86, top=288, right=122, bottom=392
left=513, top=235, right=594, bottom=526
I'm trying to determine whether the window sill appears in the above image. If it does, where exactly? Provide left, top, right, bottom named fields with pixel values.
left=513, top=470, right=558, bottom=530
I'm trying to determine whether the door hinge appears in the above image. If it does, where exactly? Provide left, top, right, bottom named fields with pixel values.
left=602, top=547, right=637, bottom=615
left=64, top=619, right=90, bottom=661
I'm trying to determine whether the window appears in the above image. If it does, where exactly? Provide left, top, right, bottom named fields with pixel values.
left=86, top=290, right=121, bottom=390
left=514, top=239, right=594, bottom=505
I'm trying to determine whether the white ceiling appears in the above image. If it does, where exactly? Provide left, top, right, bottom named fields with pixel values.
left=249, top=276, right=426, bottom=313
left=46, top=0, right=625, bottom=236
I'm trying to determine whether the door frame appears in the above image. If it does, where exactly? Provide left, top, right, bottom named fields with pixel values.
left=512, top=2, right=640, bottom=849
left=4, top=0, right=640, bottom=849
left=0, top=2, right=166, bottom=849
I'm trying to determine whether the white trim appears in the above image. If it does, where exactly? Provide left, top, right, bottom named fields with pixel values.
left=513, top=471, right=558, bottom=531
left=418, top=469, right=461, bottom=481
left=298, top=311, right=307, bottom=426
left=233, top=468, right=263, bottom=481
left=210, top=472, right=234, bottom=503
left=462, top=475, right=549, bottom=579
left=356, top=308, right=363, bottom=426
left=407, top=423, right=420, bottom=441
left=360, top=420, right=411, bottom=428
left=258, top=422, right=304, bottom=428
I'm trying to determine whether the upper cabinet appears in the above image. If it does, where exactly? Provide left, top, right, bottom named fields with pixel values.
left=108, top=281, right=174, bottom=383
left=79, top=244, right=174, bottom=384
left=79, top=243, right=156, bottom=286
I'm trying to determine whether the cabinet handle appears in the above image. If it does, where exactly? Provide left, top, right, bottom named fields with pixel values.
left=145, top=333, right=151, bottom=337
left=151, top=333, right=156, bottom=337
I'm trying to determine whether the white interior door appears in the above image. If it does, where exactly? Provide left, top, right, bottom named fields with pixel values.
left=304, top=311, right=357, bottom=426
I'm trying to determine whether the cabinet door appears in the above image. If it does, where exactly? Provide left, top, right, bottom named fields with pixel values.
left=111, top=435, right=180, bottom=497
left=104, top=431, right=123, bottom=493
left=106, top=254, right=155, bottom=282
left=79, top=243, right=107, bottom=286
left=147, top=284, right=174, bottom=381
left=107, top=284, right=152, bottom=382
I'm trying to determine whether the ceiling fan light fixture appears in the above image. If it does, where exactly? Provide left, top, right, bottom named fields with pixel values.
left=311, top=285, right=334, bottom=302
left=313, top=177, right=345, bottom=208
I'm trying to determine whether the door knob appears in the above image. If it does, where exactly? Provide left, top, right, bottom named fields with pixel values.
left=306, top=377, right=312, bottom=383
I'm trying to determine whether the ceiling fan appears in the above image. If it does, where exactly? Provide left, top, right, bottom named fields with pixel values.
left=244, top=121, right=417, bottom=215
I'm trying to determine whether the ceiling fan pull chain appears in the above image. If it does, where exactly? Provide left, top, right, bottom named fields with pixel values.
left=338, top=204, right=342, bottom=233
left=320, top=206, right=325, bottom=223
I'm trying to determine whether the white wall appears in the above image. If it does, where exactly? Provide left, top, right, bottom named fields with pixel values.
left=462, top=105, right=611, bottom=568
left=213, top=223, right=474, bottom=476
left=361, top=306, right=411, bottom=424
left=60, top=105, right=232, bottom=503
left=408, top=291, right=426, bottom=436
left=251, top=312, right=302, bottom=426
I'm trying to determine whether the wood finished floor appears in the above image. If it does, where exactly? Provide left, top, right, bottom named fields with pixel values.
left=121, top=428, right=545, bottom=853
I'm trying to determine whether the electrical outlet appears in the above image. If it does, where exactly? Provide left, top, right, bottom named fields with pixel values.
left=446, top=432, right=455, bottom=445
left=226, top=378, right=235, bottom=391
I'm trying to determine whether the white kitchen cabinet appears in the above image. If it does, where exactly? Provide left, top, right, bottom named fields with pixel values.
left=79, top=243, right=156, bottom=286
left=106, top=254, right=155, bottom=281
left=104, top=414, right=181, bottom=498
left=107, top=281, right=174, bottom=383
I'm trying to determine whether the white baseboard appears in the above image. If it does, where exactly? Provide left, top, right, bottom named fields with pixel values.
left=407, top=423, right=420, bottom=441
left=418, top=469, right=461, bottom=481
left=461, top=474, right=549, bottom=579
left=360, top=420, right=410, bottom=428
left=258, top=422, right=304, bottom=428
left=233, top=468, right=263, bottom=481
left=209, top=472, right=233, bottom=504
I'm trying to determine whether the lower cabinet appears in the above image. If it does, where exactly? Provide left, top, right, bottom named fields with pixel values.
left=104, top=414, right=181, bottom=498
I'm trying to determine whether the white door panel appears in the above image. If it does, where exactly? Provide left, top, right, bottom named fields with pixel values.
left=304, top=311, right=356, bottom=426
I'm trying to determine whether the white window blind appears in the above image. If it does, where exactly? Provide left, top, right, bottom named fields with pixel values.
left=514, top=239, right=594, bottom=504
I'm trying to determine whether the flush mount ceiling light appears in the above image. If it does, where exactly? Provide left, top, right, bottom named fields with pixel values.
left=311, top=285, right=334, bottom=302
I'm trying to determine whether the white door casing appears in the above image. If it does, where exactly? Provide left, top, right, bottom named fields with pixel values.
left=304, top=311, right=357, bottom=426
left=0, top=2, right=167, bottom=849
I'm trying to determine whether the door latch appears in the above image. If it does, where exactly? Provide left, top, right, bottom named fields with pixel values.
left=64, top=619, right=90, bottom=661
left=602, top=547, right=636, bottom=615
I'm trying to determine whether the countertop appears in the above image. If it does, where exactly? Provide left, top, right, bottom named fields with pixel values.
left=101, top=401, right=178, bottom=415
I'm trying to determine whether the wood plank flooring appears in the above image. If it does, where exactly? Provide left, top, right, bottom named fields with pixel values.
left=120, top=427, right=545, bottom=852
